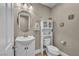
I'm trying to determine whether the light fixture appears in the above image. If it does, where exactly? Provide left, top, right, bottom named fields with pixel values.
left=23, top=3, right=28, bottom=9
left=24, top=3, right=33, bottom=10
left=28, top=4, right=33, bottom=10
left=16, top=3, right=22, bottom=9
left=16, top=3, right=21, bottom=7
left=16, top=3, right=32, bottom=10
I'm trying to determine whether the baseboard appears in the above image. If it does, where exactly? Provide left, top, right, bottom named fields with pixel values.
left=60, top=51, right=69, bottom=56
left=35, top=49, right=41, bottom=54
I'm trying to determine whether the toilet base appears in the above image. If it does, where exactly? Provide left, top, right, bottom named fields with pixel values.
left=46, top=49, right=61, bottom=56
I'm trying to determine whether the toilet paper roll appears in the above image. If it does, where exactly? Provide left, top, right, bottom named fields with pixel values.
left=60, top=41, right=66, bottom=45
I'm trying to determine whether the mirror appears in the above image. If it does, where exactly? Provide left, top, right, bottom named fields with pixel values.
left=17, top=11, right=30, bottom=32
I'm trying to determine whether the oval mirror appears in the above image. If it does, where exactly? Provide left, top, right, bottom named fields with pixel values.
left=17, top=11, right=30, bottom=32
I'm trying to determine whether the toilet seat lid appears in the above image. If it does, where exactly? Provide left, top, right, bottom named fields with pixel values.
left=47, top=45, right=60, bottom=55
left=47, top=45, right=59, bottom=52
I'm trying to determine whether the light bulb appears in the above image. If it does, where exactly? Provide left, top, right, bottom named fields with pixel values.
left=23, top=4, right=28, bottom=9
left=16, top=3, right=21, bottom=7
left=16, top=3, right=22, bottom=9
left=29, top=5, right=32, bottom=9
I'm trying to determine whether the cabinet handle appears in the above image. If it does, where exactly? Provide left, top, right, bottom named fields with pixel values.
left=24, top=47, right=27, bottom=50
left=24, top=47, right=28, bottom=50
left=27, top=47, right=28, bottom=49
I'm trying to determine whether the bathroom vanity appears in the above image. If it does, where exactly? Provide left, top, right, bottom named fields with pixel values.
left=15, top=36, right=35, bottom=56
left=14, top=9, right=35, bottom=56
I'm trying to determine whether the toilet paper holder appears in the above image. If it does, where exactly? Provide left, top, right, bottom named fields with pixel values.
left=60, top=41, right=66, bottom=45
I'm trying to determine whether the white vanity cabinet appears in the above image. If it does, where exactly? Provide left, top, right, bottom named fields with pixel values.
left=15, top=40, right=35, bottom=56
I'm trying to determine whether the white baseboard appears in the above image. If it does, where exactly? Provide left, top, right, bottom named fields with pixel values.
left=60, top=51, right=69, bottom=56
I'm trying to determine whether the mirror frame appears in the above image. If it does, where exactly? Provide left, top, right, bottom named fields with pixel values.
left=17, top=10, right=31, bottom=32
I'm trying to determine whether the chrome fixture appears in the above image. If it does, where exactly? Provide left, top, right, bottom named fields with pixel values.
left=16, top=3, right=32, bottom=10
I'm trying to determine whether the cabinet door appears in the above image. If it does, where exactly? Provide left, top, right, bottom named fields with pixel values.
left=15, top=42, right=26, bottom=56
left=27, top=40, right=35, bottom=56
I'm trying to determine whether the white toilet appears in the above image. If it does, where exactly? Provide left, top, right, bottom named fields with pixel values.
left=43, top=38, right=61, bottom=56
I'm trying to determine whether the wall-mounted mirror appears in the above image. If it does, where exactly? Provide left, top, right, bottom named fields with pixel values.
left=17, top=11, right=30, bottom=32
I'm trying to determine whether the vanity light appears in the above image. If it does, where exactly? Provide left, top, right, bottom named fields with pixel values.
left=29, top=5, right=33, bottom=10
left=22, top=3, right=28, bottom=9
left=16, top=3, right=32, bottom=10
left=16, top=3, right=21, bottom=7
left=16, top=3, right=21, bottom=9
left=24, top=3, right=32, bottom=10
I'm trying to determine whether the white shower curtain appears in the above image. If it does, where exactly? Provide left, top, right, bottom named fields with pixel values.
left=0, top=3, right=14, bottom=56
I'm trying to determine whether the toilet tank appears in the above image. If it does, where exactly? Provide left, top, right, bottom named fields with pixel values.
left=43, top=38, right=51, bottom=46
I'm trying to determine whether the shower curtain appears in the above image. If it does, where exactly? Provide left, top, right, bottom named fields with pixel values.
left=0, top=3, right=14, bottom=56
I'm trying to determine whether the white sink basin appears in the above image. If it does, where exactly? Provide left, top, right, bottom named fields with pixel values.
left=16, top=36, right=35, bottom=45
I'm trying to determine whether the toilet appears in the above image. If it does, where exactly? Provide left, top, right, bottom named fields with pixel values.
left=43, top=38, right=61, bottom=56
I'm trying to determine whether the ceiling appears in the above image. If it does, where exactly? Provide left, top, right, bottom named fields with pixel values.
left=41, top=3, right=57, bottom=8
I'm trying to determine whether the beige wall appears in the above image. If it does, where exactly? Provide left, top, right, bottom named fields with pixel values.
left=51, top=3, right=79, bottom=56
left=14, top=3, right=51, bottom=50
